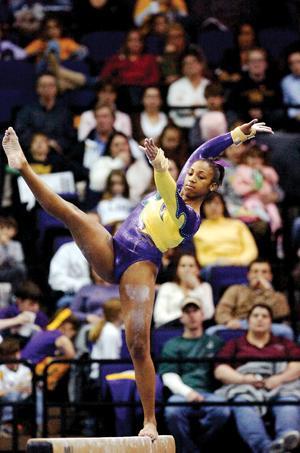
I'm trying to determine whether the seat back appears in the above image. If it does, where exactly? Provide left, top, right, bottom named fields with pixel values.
left=151, top=327, right=183, bottom=359
left=258, top=28, right=300, bottom=59
left=81, top=31, right=125, bottom=65
left=208, top=266, right=248, bottom=304
left=197, top=30, right=234, bottom=67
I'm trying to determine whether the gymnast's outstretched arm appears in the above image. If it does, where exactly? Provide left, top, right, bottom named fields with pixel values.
left=177, top=119, right=274, bottom=187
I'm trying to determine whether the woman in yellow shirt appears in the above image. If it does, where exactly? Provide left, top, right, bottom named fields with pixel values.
left=2, top=120, right=272, bottom=440
left=193, top=192, right=258, bottom=268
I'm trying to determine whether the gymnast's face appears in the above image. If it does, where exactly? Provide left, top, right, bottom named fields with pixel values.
left=183, top=161, right=216, bottom=198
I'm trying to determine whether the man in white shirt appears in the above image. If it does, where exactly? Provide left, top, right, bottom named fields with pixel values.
left=167, top=49, right=210, bottom=129
left=48, top=241, right=91, bottom=295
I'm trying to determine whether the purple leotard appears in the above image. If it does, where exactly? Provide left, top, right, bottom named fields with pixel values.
left=112, top=133, right=233, bottom=283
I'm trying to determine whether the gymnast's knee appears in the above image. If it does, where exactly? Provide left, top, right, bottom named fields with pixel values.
left=127, top=334, right=150, bottom=361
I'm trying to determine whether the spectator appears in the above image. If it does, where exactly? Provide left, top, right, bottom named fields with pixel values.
left=0, top=21, right=26, bottom=60
left=217, top=23, right=258, bottom=83
left=159, top=295, right=230, bottom=453
left=156, top=123, right=188, bottom=169
left=189, top=83, right=238, bottom=149
left=27, top=132, right=87, bottom=182
left=100, top=29, right=160, bottom=109
left=154, top=252, right=214, bottom=328
left=77, top=81, right=132, bottom=141
left=228, top=48, right=283, bottom=126
left=281, top=49, right=300, bottom=131
left=89, top=131, right=152, bottom=203
left=208, top=259, right=293, bottom=339
left=232, top=145, right=283, bottom=234
left=215, top=304, right=300, bottom=453
left=25, top=15, right=87, bottom=65
left=0, top=338, right=32, bottom=437
left=0, top=281, right=48, bottom=344
left=70, top=268, right=119, bottom=325
left=89, top=298, right=123, bottom=379
left=167, top=48, right=210, bottom=128
left=0, top=216, right=26, bottom=289
left=159, top=22, right=189, bottom=86
left=143, top=13, right=169, bottom=55
left=95, top=169, right=134, bottom=227
left=134, top=0, right=188, bottom=27
left=193, top=192, right=258, bottom=269
left=131, top=86, right=168, bottom=144
left=48, top=240, right=91, bottom=305
left=15, top=72, right=75, bottom=153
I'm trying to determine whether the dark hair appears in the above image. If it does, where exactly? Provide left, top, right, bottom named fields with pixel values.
left=0, top=216, right=18, bottom=231
left=248, top=258, right=272, bottom=272
left=61, top=315, right=80, bottom=331
left=173, top=251, right=200, bottom=284
left=103, top=131, right=133, bottom=163
left=122, top=29, right=144, bottom=56
left=96, top=79, right=118, bottom=94
left=0, top=338, right=20, bottom=358
left=203, top=158, right=225, bottom=187
left=14, top=281, right=42, bottom=302
left=200, top=191, right=230, bottom=219
left=103, top=169, right=130, bottom=199
left=204, top=83, right=224, bottom=99
left=247, top=303, right=273, bottom=320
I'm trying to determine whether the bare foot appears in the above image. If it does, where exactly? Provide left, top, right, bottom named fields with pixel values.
left=2, top=127, right=27, bottom=170
left=138, top=422, right=158, bottom=441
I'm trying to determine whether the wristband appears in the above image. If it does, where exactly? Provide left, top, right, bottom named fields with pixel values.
left=231, top=126, right=256, bottom=145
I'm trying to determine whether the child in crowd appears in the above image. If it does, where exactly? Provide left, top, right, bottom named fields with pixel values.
left=0, top=338, right=32, bottom=437
left=233, top=146, right=282, bottom=233
left=89, top=298, right=123, bottom=380
left=96, top=170, right=134, bottom=229
left=0, top=216, right=26, bottom=289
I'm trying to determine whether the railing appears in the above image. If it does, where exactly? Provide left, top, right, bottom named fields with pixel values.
left=1, top=356, right=299, bottom=452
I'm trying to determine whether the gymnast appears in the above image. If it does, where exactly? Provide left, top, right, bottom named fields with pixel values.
left=2, top=120, right=273, bottom=440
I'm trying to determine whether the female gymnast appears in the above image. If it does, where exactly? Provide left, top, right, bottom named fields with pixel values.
left=2, top=120, right=273, bottom=440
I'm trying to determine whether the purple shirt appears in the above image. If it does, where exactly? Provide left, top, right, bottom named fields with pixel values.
left=0, top=304, right=49, bottom=328
left=70, top=283, right=120, bottom=322
left=21, top=330, right=62, bottom=364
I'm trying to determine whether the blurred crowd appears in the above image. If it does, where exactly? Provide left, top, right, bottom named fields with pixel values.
left=0, top=0, right=300, bottom=451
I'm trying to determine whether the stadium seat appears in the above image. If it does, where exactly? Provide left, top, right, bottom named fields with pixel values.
left=0, top=60, right=36, bottom=91
left=215, top=328, right=246, bottom=343
left=258, top=28, right=300, bottom=59
left=206, top=266, right=248, bottom=304
left=81, top=31, right=125, bottom=65
left=197, top=30, right=234, bottom=67
left=151, top=327, right=183, bottom=359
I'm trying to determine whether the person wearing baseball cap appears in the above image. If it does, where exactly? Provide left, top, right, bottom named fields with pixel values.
left=159, top=293, right=230, bottom=452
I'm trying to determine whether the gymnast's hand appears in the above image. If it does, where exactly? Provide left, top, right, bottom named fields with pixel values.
left=140, top=138, right=169, bottom=172
left=240, top=119, right=274, bottom=138
left=231, top=119, right=274, bottom=145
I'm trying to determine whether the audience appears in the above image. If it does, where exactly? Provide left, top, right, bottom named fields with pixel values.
left=131, top=86, right=168, bottom=144
left=281, top=49, right=300, bottom=131
left=0, top=216, right=26, bottom=289
left=154, top=252, right=214, bottom=328
left=232, top=145, right=283, bottom=234
left=77, top=81, right=132, bottom=141
left=193, top=192, right=258, bottom=269
left=208, top=259, right=293, bottom=339
left=89, top=131, right=152, bottom=203
left=100, top=29, right=160, bottom=109
left=167, top=48, right=210, bottom=128
left=0, top=281, right=48, bottom=345
left=0, top=338, right=32, bottom=437
left=48, top=240, right=91, bottom=305
left=159, top=295, right=230, bottom=453
left=95, top=169, right=134, bottom=227
left=215, top=304, right=300, bottom=453
left=70, top=268, right=119, bottom=325
left=15, top=72, right=75, bottom=153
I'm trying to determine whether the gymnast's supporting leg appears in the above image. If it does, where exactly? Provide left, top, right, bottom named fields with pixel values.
left=119, top=261, right=158, bottom=440
left=2, top=127, right=115, bottom=282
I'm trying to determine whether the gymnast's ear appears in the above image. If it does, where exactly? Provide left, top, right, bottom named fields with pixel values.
left=209, top=182, right=218, bottom=192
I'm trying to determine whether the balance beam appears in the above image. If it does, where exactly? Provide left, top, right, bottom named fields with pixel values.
left=27, top=436, right=175, bottom=452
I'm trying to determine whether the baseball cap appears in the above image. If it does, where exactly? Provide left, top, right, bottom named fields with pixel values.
left=181, top=295, right=202, bottom=311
